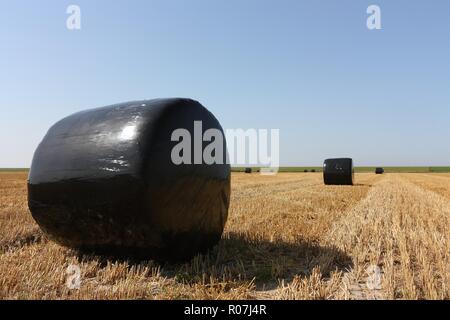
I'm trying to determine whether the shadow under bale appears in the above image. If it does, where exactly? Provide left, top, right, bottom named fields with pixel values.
left=212, top=233, right=353, bottom=286
left=72, top=232, right=353, bottom=289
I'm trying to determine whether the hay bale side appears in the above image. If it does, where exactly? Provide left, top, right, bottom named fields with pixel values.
left=28, top=98, right=230, bottom=262
left=245, top=168, right=252, bottom=174
left=323, top=158, right=354, bottom=185
left=375, top=167, right=384, bottom=174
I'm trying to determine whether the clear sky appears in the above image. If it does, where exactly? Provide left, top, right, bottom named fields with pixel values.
left=0, top=0, right=449, bottom=167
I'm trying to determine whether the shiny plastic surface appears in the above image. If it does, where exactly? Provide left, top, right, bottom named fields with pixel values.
left=28, top=98, right=230, bottom=261
left=323, top=158, right=354, bottom=185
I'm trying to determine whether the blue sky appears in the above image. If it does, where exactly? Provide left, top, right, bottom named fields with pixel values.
left=0, top=0, right=449, bottom=167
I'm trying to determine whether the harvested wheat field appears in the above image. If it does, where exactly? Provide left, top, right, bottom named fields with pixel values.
left=0, top=171, right=449, bottom=300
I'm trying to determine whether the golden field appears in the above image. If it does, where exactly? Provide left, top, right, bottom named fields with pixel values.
left=0, top=172, right=448, bottom=300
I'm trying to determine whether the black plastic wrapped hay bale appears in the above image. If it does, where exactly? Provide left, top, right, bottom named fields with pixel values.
left=244, top=168, right=252, bottom=174
left=375, top=167, right=384, bottom=174
left=323, top=158, right=354, bottom=185
left=28, top=98, right=230, bottom=262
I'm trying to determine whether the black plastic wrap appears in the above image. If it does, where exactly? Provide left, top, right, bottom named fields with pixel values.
left=323, top=158, right=354, bottom=185
left=375, top=167, right=384, bottom=174
left=28, top=98, right=230, bottom=261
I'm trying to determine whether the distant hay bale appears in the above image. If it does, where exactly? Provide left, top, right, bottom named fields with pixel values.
left=375, top=167, right=385, bottom=174
left=323, top=158, right=354, bottom=185
left=311, top=169, right=316, bottom=173
left=245, top=168, right=252, bottom=174
left=304, top=169, right=308, bottom=173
